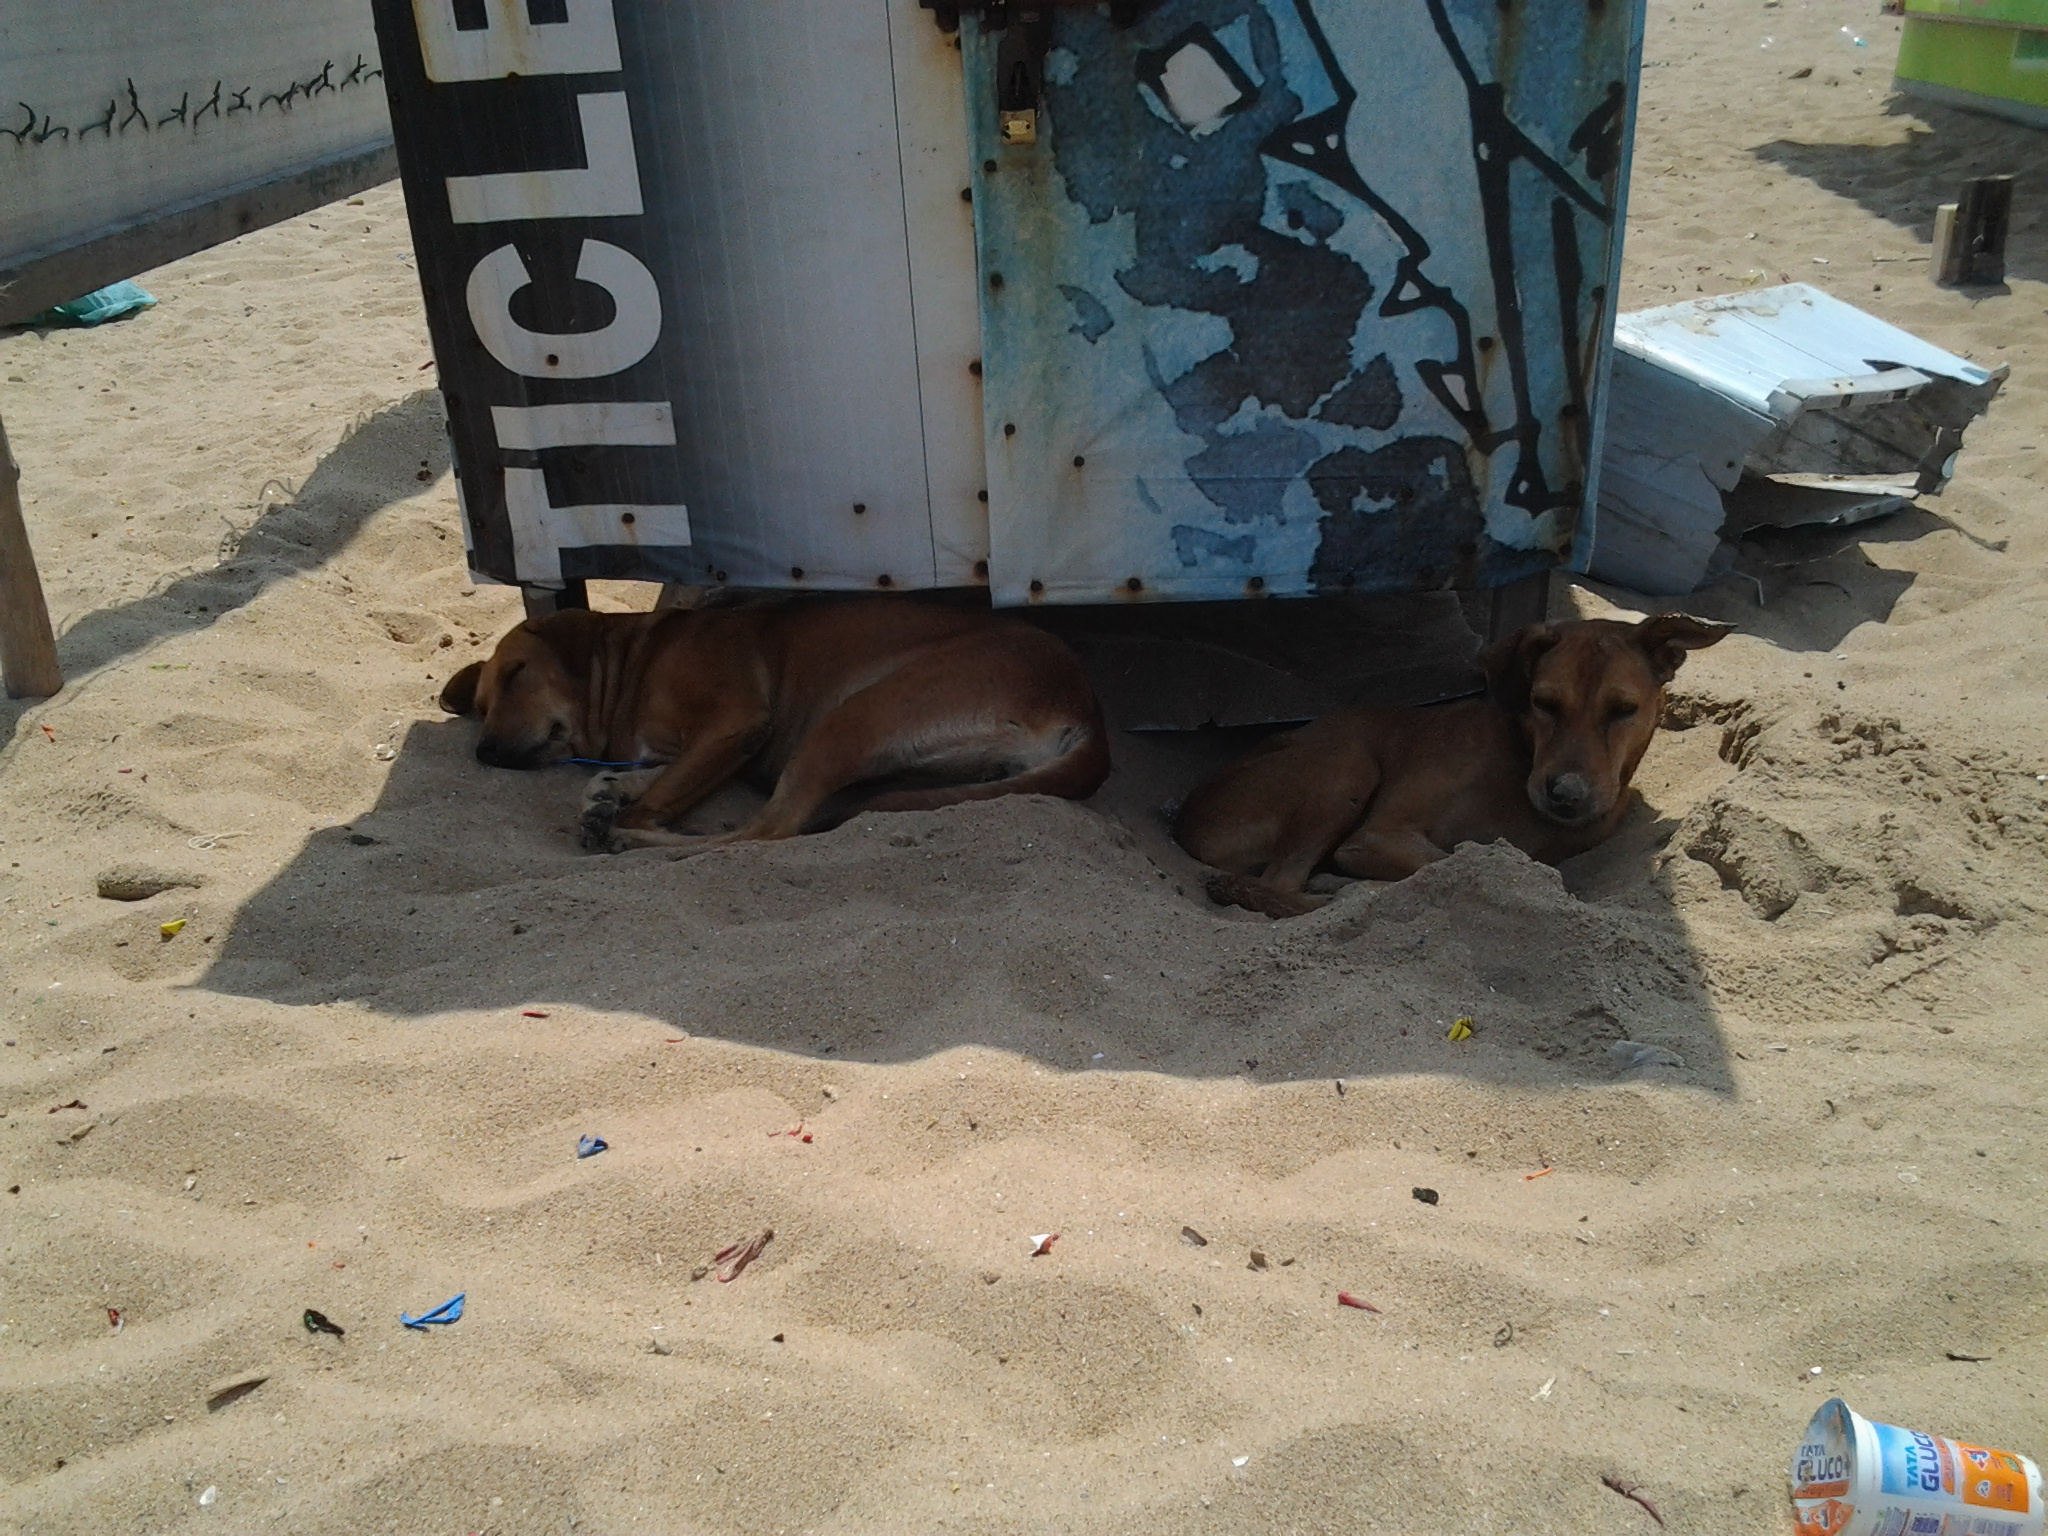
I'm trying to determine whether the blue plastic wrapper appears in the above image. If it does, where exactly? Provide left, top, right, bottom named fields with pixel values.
left=27, top=281, right=156, bottom=328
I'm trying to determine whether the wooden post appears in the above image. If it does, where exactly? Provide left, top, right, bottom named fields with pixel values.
left=1935, top=175, right=2014, bottom=287
left=1486, top=569, right=1551, bottom=642
left=520, top=579, right=590, bottom=620
left=0, top=408, right=63, bottom=700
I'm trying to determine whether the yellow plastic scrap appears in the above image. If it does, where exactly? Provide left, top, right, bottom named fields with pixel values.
left=1446, top=1017, right=1474, bottom=1042
left=160, top=919, right=186, bottom=940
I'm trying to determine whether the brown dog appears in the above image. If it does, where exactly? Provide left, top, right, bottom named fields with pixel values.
left=439, top=597, right=1109, bottom=852
left=1173, top=614, right=1731, bottom=915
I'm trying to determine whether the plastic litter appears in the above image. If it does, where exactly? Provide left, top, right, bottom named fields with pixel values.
left=1791, top=1397, right=2044, bottom=1536
left=715, top=1227, right=774, bottom=1282
left=576, top=1135, right=608, bottom=1159
left=26, top=280, right=156, bottom=328
left=1027, top=1232, right=1059, bottom=1257
left=1608, top=1040, right=1684, bottom=1073
left=302, top=1309, right=345, bottom=1338
left=400, top=1293, right=466, bottom=1330
left=159, top=919, right=186, bottom=940
left=1180, top=1226, right=1208, bottom=1247
left=1337, top=1292, right=1381, bottom=1313
left=1412, top=1187, right=1440, bottom=1205
left=1524, top=1167, right=1554, bottom=1181
left=107, top=1307, right=122, bottom=1334
left=521, top=1009, right=549, bottom=1018
left=198, top=1486, right=217, bottom=1507
left=1446, top=1017, right=1474, bottom=1041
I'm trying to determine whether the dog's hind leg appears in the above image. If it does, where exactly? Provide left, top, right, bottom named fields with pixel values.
left=1205, top=872, right=1330, bottom=918
left=1330, top=826, right=1448, bottom=881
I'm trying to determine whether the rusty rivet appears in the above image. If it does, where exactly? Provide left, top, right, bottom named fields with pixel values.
left=983, top=158, right=998, bottom=174
left=1003, top=423, right=1016, bottom=437
left=853, top=502, right=867, bottom=514
left=1072, top=455, right=1085, bottom=468
left=620, top=512, right=635, bottom=524
left=989, top=273, right=1005, bottom=290
left=1125, top=577, right=1143, bottom=593
left=969, top=359, right=983, bottom=376
left=973, top=559, right=989, bottom=579
left=960, top=186, right=973, bottom=202
left=1246, top=575, right=1266, bottom=593
left=876, top=574, right=894, bottom=588
left=1477, top=336, right=1496, bottom=351
left=544, top=353, right=560, bottom=367
left=977, top=489, right=989, bottom=502
left=1028, top=579, right=1044, bottom=594
left=790, top=566, right=804, bottom=580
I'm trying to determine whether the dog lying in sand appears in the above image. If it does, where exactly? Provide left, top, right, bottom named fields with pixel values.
left=1175, top=614, right=1731, bottom=916
left=440, top=597, right=1109, bottom=853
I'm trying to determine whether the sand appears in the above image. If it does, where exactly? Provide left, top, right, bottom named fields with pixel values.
left=4, top=3, right=2047, bottom=1531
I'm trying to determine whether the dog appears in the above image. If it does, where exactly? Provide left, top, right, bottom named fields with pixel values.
left=1173, top=613, right=1731, bottom=916
left=439, top=597, right=1110, bottom=853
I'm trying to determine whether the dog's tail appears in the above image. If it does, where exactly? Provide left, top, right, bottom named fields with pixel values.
left=856, top=721, right=1110, bottom=816
left=1204, top=872, right=1329, bottom=919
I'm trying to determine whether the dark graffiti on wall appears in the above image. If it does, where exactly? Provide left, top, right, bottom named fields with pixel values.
left=2, top=54, right=380, bottom=147
left=979, top=0, right=1633, bottom=599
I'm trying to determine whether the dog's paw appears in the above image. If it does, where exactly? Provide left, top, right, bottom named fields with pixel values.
left=1204, top=872, right=1328, bottom=919
left=579, top=772, right=628, bottom=852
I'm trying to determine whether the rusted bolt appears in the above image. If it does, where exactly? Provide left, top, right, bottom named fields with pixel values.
left=853, top=502, right=867, bottom=515
left=1028, top=579, right=1044, bottom=595
left=1003, top=423, right=1016, bottom=437
left=969, top=359, right=983, bottom=377
left=959, top=186, right=972, bottom=202
left=1072, top=455, right=1085, bottom=468
left=790, top=566, right=804, bottom=580
left=983, top=158, right=998, bottom=174
left=620, top=511, right=636, bottom=524
left=989, top=273, right=1005, bottom=290
left=1246, top=575, right=1266, bottom=593
left=876, top=573, right=894, bottom=588
left=544, top=353, right=560, bottom=368
left=1478, top=336, right=1496, bottom=352
left=977, top=489, right=989, bottom=502
left=973, top=559, right=989, bottom=579
left=1125, top=576, right=1143, bottom=593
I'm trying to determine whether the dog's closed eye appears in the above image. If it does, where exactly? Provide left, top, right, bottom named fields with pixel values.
left=1607, top=702, right=1640, bottom=723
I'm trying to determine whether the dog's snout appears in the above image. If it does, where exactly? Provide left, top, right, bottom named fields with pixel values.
left=1544, top=772, right=1593, bottom=817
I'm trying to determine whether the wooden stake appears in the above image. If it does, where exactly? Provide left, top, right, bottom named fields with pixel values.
left=0, top=408, right=62, bottom=700
left=1935, top=175, right=2014, bottom=287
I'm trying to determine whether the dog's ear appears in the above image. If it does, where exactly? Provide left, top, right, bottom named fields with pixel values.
left=1632, top=613, right=1733, bottom=683
left=1478, top=623, right=1559, bottom=714
left=439, top=661, right=485, bottom=715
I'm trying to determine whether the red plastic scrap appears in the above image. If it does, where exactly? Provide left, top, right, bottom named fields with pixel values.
left=1029, top=1233, right=1059, bottom=1257
left=40, top=726, right=55, bottom=741
left=107, top=1307, right=122, bottom=1333
left=48, top=1100, right=86, bottom=1113
left=521, top=1009, right=549, bottom=1018
left=1337, top=1292, right=1381, bottom=1313
left=714, top=1226, right=774, bottom=1283
left=1602, top=1475, right=1664, bottom=1527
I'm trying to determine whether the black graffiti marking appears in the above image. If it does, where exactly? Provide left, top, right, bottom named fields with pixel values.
left=227, top=87, right=253, bottom=115
left=31, top=108, right=68, bottom=144
left=78, top=99, right=117, bottom=140
left=119, top=78, right=148, bottom=133
left=157, top=91, right=190, bottom=129
left=261, top=82, right=303, bottom=112
left=339, top=54, right=379, bottom=89
left=193, top=81, right=223, bottom=129
left=1568, top=81, right=1628, bottom=185
left=0, top=104, right=33, bottom=144
left=303, top=61, right=336, bottom=96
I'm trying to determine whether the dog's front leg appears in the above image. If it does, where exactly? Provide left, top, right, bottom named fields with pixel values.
left=595, top=728, right=760, bottom=852
left=579, top=768, right=664, bottom=851
left=1330, top=827, right=1448, bottom=881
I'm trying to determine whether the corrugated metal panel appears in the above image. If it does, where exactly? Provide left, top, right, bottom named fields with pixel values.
left=963, top=0, right=1643, bottom=606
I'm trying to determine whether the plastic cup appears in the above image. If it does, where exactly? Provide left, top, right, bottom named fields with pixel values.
left=1791, top=1398, right=2044, bottom=1536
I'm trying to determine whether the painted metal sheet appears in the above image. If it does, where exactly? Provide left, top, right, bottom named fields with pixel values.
left=371, top=0, right=986, bottom=592
left=0, top=1, right=391, bottom=315
left=962, top=0, right=1642, bottom=607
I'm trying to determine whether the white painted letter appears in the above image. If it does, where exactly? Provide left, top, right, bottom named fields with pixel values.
left=447, top=93, right=643, bottom=223
left=491, top=401, right=675, bottom=449
left=413, top=0, right=621, bottom=83
left=504, top=466, right=691, bottom=583
left=466, top=239, right=661, bottom=379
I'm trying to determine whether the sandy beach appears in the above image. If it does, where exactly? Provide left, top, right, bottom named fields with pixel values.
left=4, top=1, right=2047, bottom=1531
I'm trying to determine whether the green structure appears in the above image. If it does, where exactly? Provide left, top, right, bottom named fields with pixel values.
left=1896, top=0, right=2048, bottom=129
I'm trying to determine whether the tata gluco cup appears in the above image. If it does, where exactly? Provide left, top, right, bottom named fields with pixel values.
left=1791, top=1398, right=2044, bottom=1536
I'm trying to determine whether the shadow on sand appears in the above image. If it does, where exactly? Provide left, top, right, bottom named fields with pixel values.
left=0, top=390, right=448, bottom=749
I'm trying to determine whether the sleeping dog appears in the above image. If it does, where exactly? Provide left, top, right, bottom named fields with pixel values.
left=1174, top=614, right=1731, bottom=915
left=441, top=597, right=1109, bottom=852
